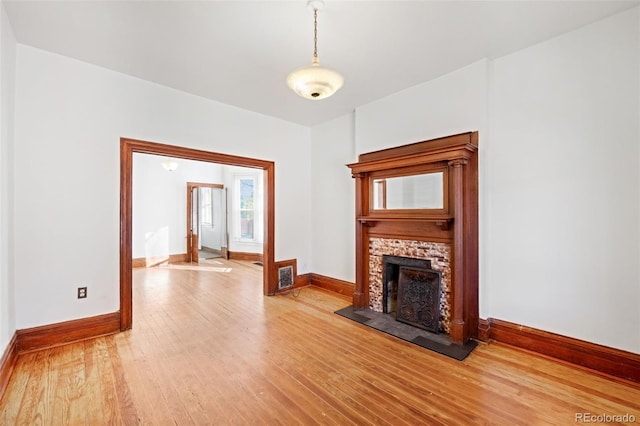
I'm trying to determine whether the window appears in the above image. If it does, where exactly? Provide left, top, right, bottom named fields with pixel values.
left=239, top=177, right=255, bottom=240
left=200, top=187, right=214, bottom=226
left=231, top=172, right=262, bottom=243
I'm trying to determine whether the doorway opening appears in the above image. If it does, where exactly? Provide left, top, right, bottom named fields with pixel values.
left=120, top=138, right=276, bottom=330
left=187, top=182, right=227, bottom=263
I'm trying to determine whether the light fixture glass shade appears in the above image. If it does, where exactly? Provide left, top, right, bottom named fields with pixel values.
left=286, top=58, right=344, bottom=100
left=161, top=159, right=178, bottom=172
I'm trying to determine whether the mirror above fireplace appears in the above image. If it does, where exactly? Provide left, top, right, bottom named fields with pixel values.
left=372, top=171, right=445, bottom=210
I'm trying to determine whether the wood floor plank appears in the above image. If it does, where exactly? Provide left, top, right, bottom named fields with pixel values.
left=49, top=342, right=88, bottom=425
left=0, top=352, right=37, bottom=424
left=1, top=259, right=639, bottom=425
left=263, top=314, right=432, bottom=424
left=81, top=338, right=107, bottom=424
left=275, top=310, right=510, bottom=425
left=16, top=348, right=56, bottom=424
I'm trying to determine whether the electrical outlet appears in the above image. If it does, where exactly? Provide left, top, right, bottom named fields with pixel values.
left=77, top=287, right=87, bottom=299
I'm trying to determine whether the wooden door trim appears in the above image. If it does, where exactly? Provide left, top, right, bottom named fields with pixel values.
left=120, top=138, right=276, bottom=330
left=186, top=182, right=225, bottom=262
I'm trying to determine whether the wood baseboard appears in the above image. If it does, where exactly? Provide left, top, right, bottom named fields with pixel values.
left=309, top=273, right=355, bottom=298
left=132, top=257, right=146, bottom=268
left=200, top=246, right=221, bottom=253
left=0, top=332, right=18, bottom=401
left=132, top=253, right=189, bottom=268
left=295, top=273, right=311, bottom=288
left=16, top=312, right=121, bottom=353
left=478, top=318, right=491, bottom=341
left=228, top=251, right=263, bottom=262
left=479, top=318, right=640, bottom=383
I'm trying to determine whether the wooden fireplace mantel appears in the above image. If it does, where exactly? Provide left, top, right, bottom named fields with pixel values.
left=357, top=216, right=454, bottom=230
left=347, top=132, right=479, bottom=344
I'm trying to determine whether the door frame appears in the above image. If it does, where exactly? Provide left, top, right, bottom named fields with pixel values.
left=186, top=182, right=225, bottom=262
left=120, top=138, right=276, bottom=330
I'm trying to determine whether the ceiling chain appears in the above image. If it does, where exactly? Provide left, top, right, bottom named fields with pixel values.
left=313, top=8, right=318, bottom=59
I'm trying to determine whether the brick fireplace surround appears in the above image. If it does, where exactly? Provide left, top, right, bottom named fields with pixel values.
left=348, top=132, right=479, bottom=344
left=370, top=238, right=452, bottom=333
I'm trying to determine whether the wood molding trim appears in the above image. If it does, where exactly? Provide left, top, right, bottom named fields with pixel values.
left=132, top=253, right=188, bottom=268
left=358, top=132, right=477, bottom=163
left=477, top=318, right=491, bottom=342
left=479, top=318, right=640, bottom=383
left=132, top=257, right=146, bottom=268
left=228, top=251, right=263, bottom=262
left=200, top=246, right=221, bottom=253
left=309, top=273, right=355, bottom=298
left=295, top=273, right=311, bottom=288
left=0, top=332, right=18, bottom=401
left=16, top=312, right=121, bottom=354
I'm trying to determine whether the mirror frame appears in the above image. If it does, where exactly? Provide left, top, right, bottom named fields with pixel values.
left=368, top=165, right=449, bottom=216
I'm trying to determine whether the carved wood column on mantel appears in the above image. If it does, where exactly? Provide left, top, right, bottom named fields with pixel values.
left=448, top=158, right=468, bottom=343
left=347, top=131, right=479, bottom=344
left=353, top=172, right=369, bottom=309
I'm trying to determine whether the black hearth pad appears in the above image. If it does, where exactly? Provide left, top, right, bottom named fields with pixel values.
left=334, top=306, right=477, bottom=361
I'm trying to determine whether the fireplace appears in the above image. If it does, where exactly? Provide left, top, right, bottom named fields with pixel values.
left=372, top=239, right=452, bottom=333
left=382, top=255, right=431, bottom=314
left=383, top=255, right=442, bottom=333
left=348, top=132, right=479, bottom=344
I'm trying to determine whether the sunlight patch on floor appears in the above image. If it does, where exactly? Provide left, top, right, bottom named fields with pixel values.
left=158, top=264, right=232, bottom=273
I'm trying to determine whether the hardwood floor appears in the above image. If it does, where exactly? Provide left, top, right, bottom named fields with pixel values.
left=1, top=258, right=639, bottom=425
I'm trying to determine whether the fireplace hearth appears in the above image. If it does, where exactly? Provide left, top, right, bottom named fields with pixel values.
left=335, top=305, right=478, bottom=361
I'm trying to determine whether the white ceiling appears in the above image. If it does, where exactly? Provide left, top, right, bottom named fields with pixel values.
left=4, top=0, right=638, bottom=126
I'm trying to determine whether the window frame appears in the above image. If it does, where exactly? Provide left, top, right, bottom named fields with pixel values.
left=234, top=175, right=257, bottom=241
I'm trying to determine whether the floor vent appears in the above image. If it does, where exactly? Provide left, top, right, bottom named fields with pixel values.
left=278, top=265, right=294, bottom=289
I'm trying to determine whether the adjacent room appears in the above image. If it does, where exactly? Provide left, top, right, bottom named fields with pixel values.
left=0, top=0, right=639, bottom=423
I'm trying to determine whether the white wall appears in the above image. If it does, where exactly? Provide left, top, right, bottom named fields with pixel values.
left=14, top=45, right=311, bottom=329
left=310, top=113, right=356, bottom=281
left=348, top=8, right=639, bottom=353
left=354, top=59, right=491, bottom=314
left=0, top=3, right=16, bottom=352
left=132, top=154, right=224, bottom=259
left=488, top=7, right=639, bottom=353
left=355, top=59, right=490, bottom=155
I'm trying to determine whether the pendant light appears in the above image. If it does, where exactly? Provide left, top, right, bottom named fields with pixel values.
left=286, top=0, right=344, bottom=100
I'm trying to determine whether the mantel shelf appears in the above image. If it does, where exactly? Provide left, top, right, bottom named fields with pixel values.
left=357, top=216, right=453, bottom=230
